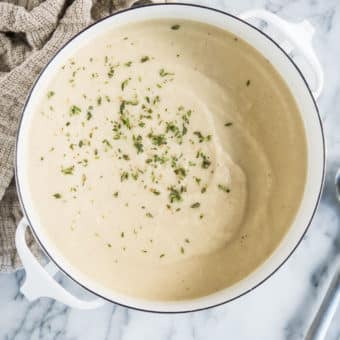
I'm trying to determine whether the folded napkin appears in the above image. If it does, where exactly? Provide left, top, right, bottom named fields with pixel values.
left=0, top=0, right=164, bottom=272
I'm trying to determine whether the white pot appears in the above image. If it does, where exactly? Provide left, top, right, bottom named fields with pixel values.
left=14, top=3, right=325, bottom=313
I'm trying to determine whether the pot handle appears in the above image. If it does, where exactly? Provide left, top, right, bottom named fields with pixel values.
left=15, top=217, right=106, bottom=309
left=240, top=9, right=324, bottom=99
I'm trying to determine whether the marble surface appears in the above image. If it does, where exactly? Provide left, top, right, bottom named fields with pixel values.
left=1, top=0, right=340, bottom=339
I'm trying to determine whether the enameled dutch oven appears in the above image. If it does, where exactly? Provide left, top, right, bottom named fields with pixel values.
left=14, top=3, right=325, bottom=313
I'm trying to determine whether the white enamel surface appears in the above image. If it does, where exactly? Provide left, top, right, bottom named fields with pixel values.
left=240, top=9, right=324, bottom=98
left=15, top=4, right=324, bottom=312
left=15, top=218, right=105, bottom=309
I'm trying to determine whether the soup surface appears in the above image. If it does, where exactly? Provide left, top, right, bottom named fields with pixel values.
left=25, top=19, right=307, bottom=300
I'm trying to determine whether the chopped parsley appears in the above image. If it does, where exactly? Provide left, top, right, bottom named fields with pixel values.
left=148, top=133, right=167, bottom=146
left=132, top=134, right=144, bottom=153
left=53, top=193, right=62, bottom=199
left=197, top=152, right=211, bottom=169
left=150, top=188, right=160, bottom=195
left=159, top=68, right=174, bottom=77
left=168, top=186, right=182, bottom=203
left=47, top=91, right=55, bottom=99
left=102, top=139, right=112, bottom=148
left=107, top=65, right=115, bottom=78
left=69, top=105, right=81, bottom=116
left=193, top=131, right=211, bottom=143
left=218, top=184, right=230, bottom=193
left=171, top=24, right=180, bottom=30
left=121, top=78, right=130, bottom=91
left=61, top=165, right=74, bottom=175
left=140, top=56, right=150, bottom=63
left=120, top=171, right=129, bottom=182
left=190, top=202, right=200, bottom=208
left=81, top=174, right=87, bottom=186
left=174, top=167, right=186, bottom=180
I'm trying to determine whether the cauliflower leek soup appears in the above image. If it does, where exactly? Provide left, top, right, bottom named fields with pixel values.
left=26, top=20, right=307, bottom=300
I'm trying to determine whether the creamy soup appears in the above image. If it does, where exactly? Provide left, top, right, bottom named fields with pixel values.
left=26, top=19, right=307, bottom=300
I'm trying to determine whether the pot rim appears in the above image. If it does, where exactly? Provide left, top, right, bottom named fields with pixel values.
left=14, top=2, right=326, bottom=313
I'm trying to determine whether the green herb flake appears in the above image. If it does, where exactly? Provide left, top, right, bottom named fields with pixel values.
left=174, top=167, right=186, bottom=180
left=97, top=96, right=102, bottom=106
left=69, top=105, right=81, bottom=116
left=198, top=152, right=211, bottom=169
left=180, top=246, right=185, bottom=254
left=107, top=243, right=112, bottom=248
left=153, top=95, right=160, bottom=105
left=159, top=68, right=174, bottom=77
left=148, top=133, right=167, bottom=146
left=121, top=78, right=130, bottom=91
left=124, top=61, right=132, bottom=67
left=107, top=66, right=115, bottom=78
left=79, top=158, right=88, bottom=167
left=190, top=202, right=200, bottom=208
left=61, top=165, right=74, bottom=175
left=246, top=80, right=251, bottom=86
left=193, top=131, right=211, bottom=143
left=120, top=171, right=129, bottom=182
left=194, top=177, right=201, bottom=185
left=140, top=56, right=150, bottom=63
left=102, top=139, right=112, bottom=148
left=146, top=212, right=153, bottom=218
left=47, top=91, right=55, bottom=99
left=224, top=122, right=233, bottom=127
left=131, top=171, right=139, bottom=181
left=160, top=253, right=165, bottom=258
left=53, top=193, right=62, bottom=199
left=81, top=174, right=87, bottom=186
left=168, top=186, right=182, bottom=203
left=171, top=24, right=180, bottom=30
left=202, top=159, right=211, bottom=169
left=121, top=232, right=125, bottom=238
left=113, top=191, right=119, bottom=198
left=132, top=134, right=144, bottom=154
left=218, top=184, right=230, bottom=193
left=150, top=188, right=160, bottom=195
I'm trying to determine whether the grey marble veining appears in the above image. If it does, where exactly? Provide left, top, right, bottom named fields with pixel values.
left=1, top=0, right=340, bottom=339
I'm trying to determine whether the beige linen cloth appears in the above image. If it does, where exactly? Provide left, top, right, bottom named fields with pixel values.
left=0, top=0, right=166, bottom=272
